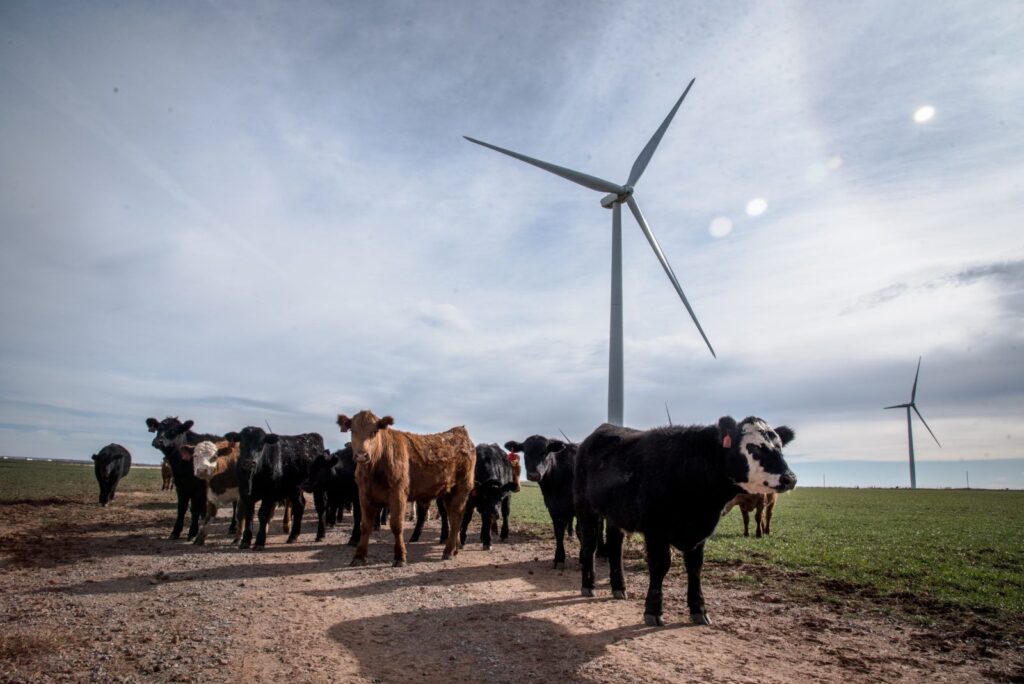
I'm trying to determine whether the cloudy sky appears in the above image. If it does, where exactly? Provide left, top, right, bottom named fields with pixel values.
left=1, top=1, right=1022, bottom=486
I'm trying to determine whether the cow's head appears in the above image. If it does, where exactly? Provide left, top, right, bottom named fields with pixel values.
left=303, top=448, right=340, bottom=493
left=146, top=417, right=194, bottom=454
left=474, top=443, right=517, bottom=517
left=504, top=435, right=566, bottom=483
left=719, top=416, right=796, bottom=494
left=224, top=427, right=268, bottom=496
left=184, top=440, right=230, bottom=481
left=337, top=411, right=394, bottom=465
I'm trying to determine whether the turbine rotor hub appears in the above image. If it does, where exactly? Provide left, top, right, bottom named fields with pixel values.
left=600, top=185, right=634, bottom=209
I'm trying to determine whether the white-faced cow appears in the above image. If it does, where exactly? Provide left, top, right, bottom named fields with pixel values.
left=180, top=440, right=242, bottom=546
left=146, top=417, right=222, bottom=540
left=337, top=410, right=475, bottom=567
left=92, top=443, right=131, bottom=506
left=575, top=416, right=796, bottom=626
left=225, top=427, right=324, bottom=549
left=459, top=443, right=519, bottom=550
left=503, top=436, right=606, bottom=568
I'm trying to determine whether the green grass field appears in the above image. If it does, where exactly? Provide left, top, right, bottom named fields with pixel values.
left=3, top=460, right=1022, bottom=623
left=511, top=483, right=1024, bottom=621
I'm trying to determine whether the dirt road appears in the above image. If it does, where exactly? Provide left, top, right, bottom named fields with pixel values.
left=1, top=490, right=1019, bottom=683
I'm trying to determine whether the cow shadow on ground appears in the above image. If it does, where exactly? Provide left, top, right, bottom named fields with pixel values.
left=326, top=591, right=693, bottom=682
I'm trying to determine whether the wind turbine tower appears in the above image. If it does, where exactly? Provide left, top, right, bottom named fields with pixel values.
left=884, top=357, right=941, bottom=489
left=466, top=79, right=715, bottom=426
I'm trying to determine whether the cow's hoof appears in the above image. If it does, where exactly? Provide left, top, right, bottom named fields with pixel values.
left=169, top=533, right=181, bottom=540
left=315, top=535, right=325, bottom=542
left=612, top=589, right=628, bottom=600
left=553, top=561, right=566, bottom=570
left=581, top=587, right=594, bottom=598
left=238, top=542, right=251, bottom=550
left=285, top=537, right=298, bottom=544
left=346, top=539, right=359, bottom=548
left=483, top=544, right=492, bottom=551
left=441, top=550, right=455, bottom=560
left=350, top=557, right=367, bottom=567
left=392, top=559, right=406, bottom=568
left=253, top=544, right=265, bottom=552
left=193, top=537, right=205, bottom=546
left=691, top=613, right=711, bottom=626
left=644, top=614, right=665, bottom=627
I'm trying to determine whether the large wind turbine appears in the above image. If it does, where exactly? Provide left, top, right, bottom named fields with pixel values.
left=465, top=79, right=714, bottom=426
left=884, top=357, right=941, bottom=489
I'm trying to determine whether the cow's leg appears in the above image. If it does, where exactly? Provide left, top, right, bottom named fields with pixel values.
left=441, top=489, right=470, bottom=560
left=741, top=508, right=750, bottom=537
left=254, top=499, right=273, bottom=549
left=347, top=499, right=362, bottom=547
left=552, top=515, right=568, bottom=570
left=282, top=499, right=292, bottom=535
left=187, top=488, right=204, bottom=540
left=388, top=495, right=407, bottom=567
left=643, top=536, right=672, bottom=626
left=351, top=500, right=378, bottom=565
left=596, top=516, right=608, bottom=558
left=376, top=506, right=387, bottom=530
left=195, top=501, right=215, bottom=546
left=228, top=501, right=238, bottom=535
left=238, top=499, right=254, bottom=548
left=607, top=525, right=627, bottom=599
left=409, top=501, right=427, bottom=543
left=480, top=508, right=493, bottom=550
left=459, top=502, right=473, bottom=547
left=437, top=498, right=450, bottom=544
left=314, top=488, right=327, bottom=542
left=170, top=489, right=188, bottom=539
left=499, top=496, right=510, bottom=541
left=232, top=502, right=244, bottom=545
left=578, top=509, right=599, bottom=597
left=287, top=491, right=305, bottom=543
left=764, top=498, right=775, bottom=536
left=684, top=542, right=710, bottom=625
left=755, top=499, right=765, bottom=538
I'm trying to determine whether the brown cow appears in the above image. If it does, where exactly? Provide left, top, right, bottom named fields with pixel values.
left=722, top=491, right=777, bottom=538
left=180, top=440, right=243, bottom=546
left=161, top=458, right=173, bottom=490
left=337, top=410, right=476, bottom=567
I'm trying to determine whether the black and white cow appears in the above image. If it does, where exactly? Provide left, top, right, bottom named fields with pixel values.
left=575, top=416, right=796, bottom=626
left=92, top=443, right=131, bottom=506
left=459, top=443, right=518, bottom=550
left=146, top=417, right=222, bottom=540
left=226, top=426, right=324, bottom=549
left=503, top=435, right=607, bottom=568
left=304, top=445, right=362, bottom=546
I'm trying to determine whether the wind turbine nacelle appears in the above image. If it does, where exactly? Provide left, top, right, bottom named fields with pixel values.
left=600, top=186, right=632, bottom=209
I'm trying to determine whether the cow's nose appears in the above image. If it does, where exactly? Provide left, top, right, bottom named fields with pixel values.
left=526, top=472, right=539, bottom=482
left=355, top=452, right=370, bottom=463
left=779, top=471, right=797, bottom=490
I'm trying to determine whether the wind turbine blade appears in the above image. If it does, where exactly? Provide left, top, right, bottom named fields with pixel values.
left=558, top=428, right=571, bottom=443
left=911, top=356, right=922, bottom=402
left=626, top=196, right=716, bottom=358
left=463, top=136, right=625, bottom=195
left=665, top=403, right=673, bottom=426
left=627, top=79, right=695, bottom=187
left=884, top=403, right=910, bottom=410
left=912, top=406, right=941, bottom=447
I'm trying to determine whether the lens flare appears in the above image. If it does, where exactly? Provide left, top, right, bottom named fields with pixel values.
left=914, top=105, right=935, bottom=123
left=746, top=198, right=767, bottom=217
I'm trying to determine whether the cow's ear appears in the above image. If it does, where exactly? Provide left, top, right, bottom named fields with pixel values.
left=718, top=416, right=738, bottom=449
left=337, top=415, right=351, bottom=433
left=775, top=426, right=795, bottom=446
left=503, top=441, right=522, bottom=453
left=225, top=432, right=240, bottom=443
left=377, top=416, right=394, bottom=430
left=91, top=453, right=98, bottom=460
left=180, top=445, right=195, bottom=461
left=181, top=420, right=194, bottom=432
left=544, top=439, right=566, bottom=454
left=146, top=418, right=159, bottom=432
left=264, top=434, right=280, bottom=445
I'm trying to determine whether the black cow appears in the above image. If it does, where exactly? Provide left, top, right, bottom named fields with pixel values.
left=575, top=416, right=796, bottom=626
left=504, top=435, right=608, bottom=568
left=409, top=498, right=449, bottom=544
left=92, top=443, right=131, bottom=506
left=226, top=426, right=324, bottom=549
left=304, top=445, right=362, bottom=546
left=459, top=443, right=518, bottom=550
left=146, top=417, right=222, bottom=540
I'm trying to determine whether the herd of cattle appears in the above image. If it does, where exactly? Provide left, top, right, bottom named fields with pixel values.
left=90, top=411, right=797, bottom=626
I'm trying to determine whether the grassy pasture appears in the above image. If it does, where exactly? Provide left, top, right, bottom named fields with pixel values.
left=3, top=460, right=1021, bottom=624
left=512, top=483, right=1024, bottom=621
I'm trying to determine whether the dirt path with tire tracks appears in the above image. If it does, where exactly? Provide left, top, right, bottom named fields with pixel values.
left=1, top=490, right=1020, bottom=683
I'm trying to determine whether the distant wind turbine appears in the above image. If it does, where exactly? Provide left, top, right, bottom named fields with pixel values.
left=465, top=79, right=714, bottom=426
left=884, top=357, right=941, bottom=489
